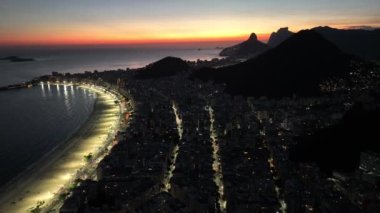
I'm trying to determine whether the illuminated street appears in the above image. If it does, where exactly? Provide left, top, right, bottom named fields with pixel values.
left=208, top=105, right=227, bottom=213
left=265, top=138, right=287, bottom=213
left=258, top=119, right=287, bottom=213
left=162, top=101, right=183, bottom=192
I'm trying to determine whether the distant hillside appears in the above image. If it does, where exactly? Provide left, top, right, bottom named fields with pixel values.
left=193, top=30, right=358, bottom=97
left=267, top=27, right=294, bottom=47
left=219, top=33, right=268, bottom=58
left=290, top=104, right=380, bottom=173
left=0, top=56, right=35, bottom=62
left=314, top=26, right=380, bottom=61
left=135, top=57, right=189, bottom=79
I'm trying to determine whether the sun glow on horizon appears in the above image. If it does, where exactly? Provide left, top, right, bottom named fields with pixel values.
left=0, top=34, right=270, bottom=47
left=0, top=21, right=274, bottom=47
left=0, top=0, right=379, bottom=47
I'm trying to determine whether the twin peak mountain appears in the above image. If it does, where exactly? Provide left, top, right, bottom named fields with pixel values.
left=219, top=27, right=293, bottom=57
left=220, top=26, right=380, bottom=60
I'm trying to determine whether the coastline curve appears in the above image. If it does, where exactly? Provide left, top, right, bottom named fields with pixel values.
left=0, top=82, right=126, bottom=213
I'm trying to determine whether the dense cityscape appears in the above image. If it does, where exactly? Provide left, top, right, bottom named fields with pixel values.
left=1, top=1, right=380, bottom=213
left=43, top=52, right=379, bottom=212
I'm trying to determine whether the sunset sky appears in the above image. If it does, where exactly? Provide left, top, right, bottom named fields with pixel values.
left=1, top=0, right=379, bottom=46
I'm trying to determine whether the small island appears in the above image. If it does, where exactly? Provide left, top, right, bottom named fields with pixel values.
left=0, top=56, right=35, bottom=62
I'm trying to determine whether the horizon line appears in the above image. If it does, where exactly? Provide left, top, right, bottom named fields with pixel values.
left=0, top=34, right=271, bottom=48
left=1, top=24, right=379, bottom=48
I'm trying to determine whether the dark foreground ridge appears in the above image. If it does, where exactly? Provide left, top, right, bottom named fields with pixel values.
left=193, top=30, right=358, bottom=97
left=314, top=26, right=380, bottom=61
left=135, top=56, right=189, bottom=79
left=291, top=103, right=380, bottom=173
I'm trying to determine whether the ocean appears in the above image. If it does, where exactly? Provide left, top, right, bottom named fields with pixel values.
left=0, top=47, right=221, bottom=86
left=0, top=47, right=220, bottom=188
left=0, top=84, right=96, bottom=187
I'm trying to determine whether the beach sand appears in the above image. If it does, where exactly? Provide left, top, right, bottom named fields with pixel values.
left=0, top=86, right=121, bottom=213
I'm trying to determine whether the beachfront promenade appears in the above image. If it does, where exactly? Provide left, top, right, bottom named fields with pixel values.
left=0, top=82, right=128, bottom=213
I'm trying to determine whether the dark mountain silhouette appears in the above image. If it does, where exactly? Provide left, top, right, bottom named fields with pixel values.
left=290, top=103, right=380, bottom=174
left=313, top=26, right=380, bottom=60
left=135, top=57, right=189, bottom=79
left=193, top=30, right=358, bottom=97
left=219, top=33, right=268, bottom=58
left=267, top=27, right=294, bottom=47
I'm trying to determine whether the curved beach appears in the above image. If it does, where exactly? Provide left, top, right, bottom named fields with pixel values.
left=0, top=85, right=122, bottom=213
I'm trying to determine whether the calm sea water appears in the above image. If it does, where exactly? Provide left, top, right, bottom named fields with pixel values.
left=0, top=47, right=220, bottom=188
left=0, top=85, right=96, bottom=187
left=0, top=47, right=221, bottom=86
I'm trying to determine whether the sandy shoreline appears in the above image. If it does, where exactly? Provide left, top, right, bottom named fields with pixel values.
left=0, top=85, right=122, bottom=213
